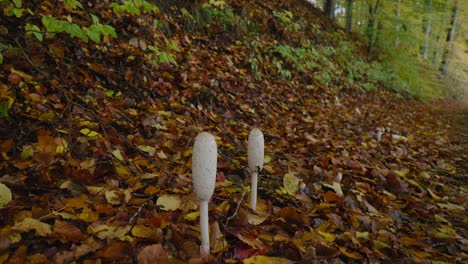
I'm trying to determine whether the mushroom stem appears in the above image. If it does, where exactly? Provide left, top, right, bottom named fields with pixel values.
left=199, top=200, right=210, bottom=256
left=250, top=172, right=258, bottom=211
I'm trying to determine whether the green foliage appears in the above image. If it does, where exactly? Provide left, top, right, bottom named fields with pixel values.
left=148, top=40, right=179, bottom=66
left=271, top=44, right=318, bottom=72
left=40, top=15, right=116, bottom=43
left=1, top=0, right=25, bottom=17
left=182, top=0, right=250, bottom=37
left=273, top=10, right=301, bottom=32
left=62, top=0, right=83, bottom=10
left=110, top=0, right=159, bottom=15
left=0, top=43, right=14, bottom=64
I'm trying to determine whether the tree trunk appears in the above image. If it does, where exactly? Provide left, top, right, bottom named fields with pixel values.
left=395, top=0, right=401, bottom=47
left=367, top=0, right=381, bottom=55
left=440, top=0, right=459, bottom=74
left=423, top=0, right=433, bottom=60
left=323, top=0, right=337, bottom=20
left=345, top=0, right=354, bottom=32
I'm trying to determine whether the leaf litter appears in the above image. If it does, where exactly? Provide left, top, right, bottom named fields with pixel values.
left=0, top=0, right=466, bottom=263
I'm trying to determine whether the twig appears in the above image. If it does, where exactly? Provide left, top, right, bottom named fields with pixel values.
left=225, top=186, right=246, bottom=226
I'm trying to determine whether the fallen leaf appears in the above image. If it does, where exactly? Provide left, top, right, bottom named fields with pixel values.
left=138, top=244, right=167, bottom=264
left=13, top=218, right=52, bottom=236
left=283, top=173, right=300, bottom=195
left=131, top=224, right=162, bottom=239
left=54, top=220, right=85, bottom=241
left=156, top=195, right=181, bottom=211
left=105, top=190, right=122, bottom=205
left=243, top=255, right=294, bottom=264
left=0, top=183, right=12, bottom=208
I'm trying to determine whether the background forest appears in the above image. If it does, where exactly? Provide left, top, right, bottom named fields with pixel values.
left=312, top=0, right=467, bottom=100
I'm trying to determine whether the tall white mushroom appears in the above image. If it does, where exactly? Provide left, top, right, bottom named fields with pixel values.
left=192, top=132, right=217, bottom=257
left=248, top=128, right=264, bottom=211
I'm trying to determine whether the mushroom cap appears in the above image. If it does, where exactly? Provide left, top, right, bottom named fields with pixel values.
left=248, top=128, right=264, bottom=173
left=192, top=132, right=217, bottom=201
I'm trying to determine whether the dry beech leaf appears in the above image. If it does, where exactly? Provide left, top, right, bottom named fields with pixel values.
left=105, top=190, right=121, bottom=205
left=156, top=195, right=181, bottom=211
left=131, top=224, right=162, bottom=239
left=138, top=244, right=167, bottom=264
left=243, top=255, right=294, bottom=264
left=13, top=218, right=52, bottom=237
left=54, top=220, right=85, bottom=241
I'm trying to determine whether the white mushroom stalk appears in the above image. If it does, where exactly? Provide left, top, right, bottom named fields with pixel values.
left=192, top=132, right=217, bottom=257
left=248, top=128, right=264, bottom=211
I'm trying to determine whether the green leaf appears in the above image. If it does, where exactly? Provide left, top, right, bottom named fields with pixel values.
left=0, top=183, right=12, bottom=208
left=101, top=25, right=117, bottom=38
left=67, top=23, right=87, bottom=42
left=0, top=53, right=3, bottom=64
left=63, top=0, right=83, bottom=9
left=86, top=25, right=101, bottom=43
left=90, top=14, right=99, bottom=24
left=13, top=0, right=22, bottom=8
left=25, top=23, right=43, bottom=41
left=0, top=102, right=9, bottom=117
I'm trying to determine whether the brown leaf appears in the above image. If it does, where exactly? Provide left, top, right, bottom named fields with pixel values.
left=277, top=207, right=309, bottom=226
left=97, top=242, right=130, bottom=261
left=54, top=220, right=85, bottom=241
left=138, top=244, right=167, bottom=264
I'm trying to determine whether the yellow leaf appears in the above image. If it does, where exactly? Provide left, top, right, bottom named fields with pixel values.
left=13, top=218, right=52, bottom=237
left=131, top=225, right=161, bottom=239
left=283, top=173, right=300, bottom=195
left=79, top=128, right=100, bottom=138
left=339, top=247, right=364, bottom=260
left=322, top=182, right=343, bottom=197
left=412, top=250, right=431, bottom=259
left=317, top=230, right=335, bottom=242
left=89, top=224, right=132, bottom=240
left=116, top=164, right=131, bottom=178
left=105, top=190, right=121, bottom=205
left=157, top=150, right=167, bottom=159
left=138, top=145, right=155, bottom=154
left=184, top=211, right=199, bottom=221
left=86, top=186, right=105, bottom=195
left=0, top=183, right=12, bottom=208
left=246, top=213, right=268, bottom=225
left=427, top=189, right=442, bottom=201
left=437, top=202, right=464, bottom=212
left=264, top=155, right=272, bottom=164
left=112, top=149, right=124, bottom=161
left=356, top=231, right=370, bottom=242
left=243, top=255, right=294, bottom=264
left=156, top=195, right=181, bottom=211
left=394, top=169, right=409, bottom=177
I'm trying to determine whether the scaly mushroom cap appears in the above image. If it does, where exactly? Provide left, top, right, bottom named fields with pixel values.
left=192, top=132, right=217, bottom=201
left=248, top=128, right=264, bottom=173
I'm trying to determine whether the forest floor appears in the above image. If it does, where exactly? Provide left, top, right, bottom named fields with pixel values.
left=0, top=1, right=467, bottom=263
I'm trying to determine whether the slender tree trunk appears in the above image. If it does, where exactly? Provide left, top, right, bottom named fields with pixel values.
left=345, top=0, right=354, bottom=32
left=432, top=15, right=445, bottom=65
left=323, top=0, right=337, bottom=20
left=440, top=0, right=459, bottom=74
left=367, top=0, right=381, bottom=55
left=423, top=0, right=433, bottom=59
left=395, top=0, right=401, bottom=47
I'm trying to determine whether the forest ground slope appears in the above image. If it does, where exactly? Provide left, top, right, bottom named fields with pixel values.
left=0, top=0, right=466, bottom=263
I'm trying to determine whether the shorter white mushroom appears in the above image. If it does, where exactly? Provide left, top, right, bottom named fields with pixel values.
left=248, top=128, right=264, bottom=211
left=192, top=132, right=217, bottom=256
